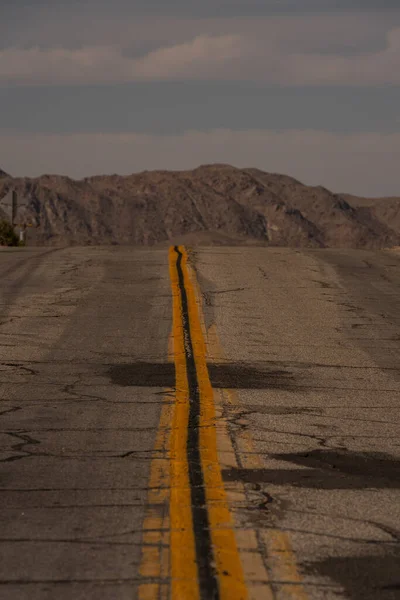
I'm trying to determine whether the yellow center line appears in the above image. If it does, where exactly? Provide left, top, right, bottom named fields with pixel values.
left=169, top=245, right=248, bottom=600
left=168, top=246, right=200, bottom=599
left=139, top=246, right=308, bottom=600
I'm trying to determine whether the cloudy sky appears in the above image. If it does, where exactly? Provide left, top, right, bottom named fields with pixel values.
left=0, top=0, right=399, bottom=195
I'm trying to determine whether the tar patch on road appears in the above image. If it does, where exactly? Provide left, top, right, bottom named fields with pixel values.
left=223, top=449, right=400, bottom=490
left=209, top=363, right=295, bottom=389
left=304, top=547, right=400, bottom=600
left=108, top=361, right=296, bottom=390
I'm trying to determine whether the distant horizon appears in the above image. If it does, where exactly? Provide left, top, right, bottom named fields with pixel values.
left=1, top=1, right=400, bottom=199
left=1, top=162, right=399, bottom=199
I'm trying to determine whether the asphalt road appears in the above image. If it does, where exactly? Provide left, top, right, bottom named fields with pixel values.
left=0, top=245, right=399, bottom=600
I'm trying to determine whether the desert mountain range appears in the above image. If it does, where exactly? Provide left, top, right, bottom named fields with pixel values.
left=0, top=164, right=399, bottom=248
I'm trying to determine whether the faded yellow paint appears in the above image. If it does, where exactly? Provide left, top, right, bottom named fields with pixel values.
left=205, top=321, right=308, bottom=600
left=137, top=396, right=171, bottom=599
left=138, top=583, right=160, bottom=600
left=261, top=531, right=309, bottom=600
left=137, top=329, right=173, bottom=599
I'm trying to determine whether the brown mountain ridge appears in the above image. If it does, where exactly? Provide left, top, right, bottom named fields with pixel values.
left=0, top=163, right=399, bottom=247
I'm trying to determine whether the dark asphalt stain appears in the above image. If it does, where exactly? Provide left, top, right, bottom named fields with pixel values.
left=108, top=362, right=296, bottom=390
left=222, top=450, right=400, bottom=490
left=304, top=548, right=400, bottom=600
left=209, top=363, right=295, bottom=390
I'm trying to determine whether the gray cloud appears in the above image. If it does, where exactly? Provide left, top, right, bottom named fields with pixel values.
left=2, top=83, right=399, bottom=135
left=1, top=1, right=399, bottom=86
left=1, top=23, right=399, bottom=86
left=1, top=8, right=398, bottom=51
left=3, top=1, right=400, bottom=18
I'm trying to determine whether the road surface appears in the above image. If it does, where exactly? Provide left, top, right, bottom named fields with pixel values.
left=0, top=245, right=399, bottom=600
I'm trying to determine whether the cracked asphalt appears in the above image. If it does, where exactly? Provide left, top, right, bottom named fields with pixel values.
left=0, top=245, right=400, bottom=599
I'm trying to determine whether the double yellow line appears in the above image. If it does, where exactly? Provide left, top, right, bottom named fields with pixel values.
left=169, top=245, right=247, bottom=600
left=139, top=245, right=307, bottom=600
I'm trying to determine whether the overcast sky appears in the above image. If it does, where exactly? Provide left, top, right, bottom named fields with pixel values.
left=1, top=0, right=399, bottom=196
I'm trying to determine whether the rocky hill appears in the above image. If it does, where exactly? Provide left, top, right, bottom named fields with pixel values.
left=0, top=164, right=399, bottom=248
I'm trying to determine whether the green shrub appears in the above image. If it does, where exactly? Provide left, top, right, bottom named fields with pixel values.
left=0, top=220, right=19, bottom=246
